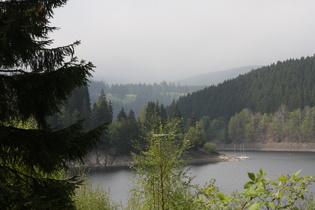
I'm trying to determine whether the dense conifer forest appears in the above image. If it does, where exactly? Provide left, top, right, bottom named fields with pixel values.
left=171, top=55, right=315, bottom=121
left=164, top=55, right=315, bottom=145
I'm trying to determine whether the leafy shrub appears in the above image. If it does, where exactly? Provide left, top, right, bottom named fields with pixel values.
left=202, top=142, right=218, bottom=154
left=74, top=180, right=121, bottom=210
left=195, top=169, right=315, bottom=209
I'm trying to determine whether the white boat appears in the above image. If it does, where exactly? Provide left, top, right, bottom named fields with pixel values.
left=238, top=144, right=249, bottom=160
left=239, top=154, right=249, bottom=160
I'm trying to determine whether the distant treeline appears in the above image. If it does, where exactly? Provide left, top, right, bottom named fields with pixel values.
left=200, top=105, right=315, bottom=144
left=88, top=81, right=204, bottom=118
left=48, top=91, right=207, bottom=155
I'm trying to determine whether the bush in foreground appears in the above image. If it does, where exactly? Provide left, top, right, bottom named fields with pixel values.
left=74, top=179, right=121, bottom=210
left=195, top=169, right=315, bottom=209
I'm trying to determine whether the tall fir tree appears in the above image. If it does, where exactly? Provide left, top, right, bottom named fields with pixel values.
left=55, top=85, right=92, bottom=128
left=91, top=89, right=113, bottom=127
left=91, top=89, right=112, bottom=147
left=189, top=112, right=197, bottom=128
left=0, top=1, right=106, bottom=208
left=160, top=104, right=168, bottom=127
left=171, top=103, right=185, bottom=135
left=117, top=107, right=127, bottom=122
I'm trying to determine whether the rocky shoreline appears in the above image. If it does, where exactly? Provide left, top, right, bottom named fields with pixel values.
left=71, top=150, right=239, bottom=168
left=217, top=142, right=315, bottom=152
left=186, top=153, right=240, bottom=165
left=71, top=142, right=315, bottom=168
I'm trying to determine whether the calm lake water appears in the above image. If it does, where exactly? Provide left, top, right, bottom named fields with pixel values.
left=89, top=151, right=315, bottom=206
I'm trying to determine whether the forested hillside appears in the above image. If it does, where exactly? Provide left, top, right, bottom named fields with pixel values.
left=88, top=81, right=204, bottom=118
left=47, top=55, right=315, bottom=154
left=172, top=55, right=315, bottom=121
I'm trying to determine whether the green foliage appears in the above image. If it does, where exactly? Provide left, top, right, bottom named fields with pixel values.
left=202, top=142, right=218, bottom=154
left=189, top=112, right=197, bottom=128
left=226, top=106, right=315, bottom=143
left=172, top=102, right=183, bottom=120
left=129, top=127, right=197, bottom=210
left=109, top=109, right=143, bottom=155
left=116, top=107, right=127, bottom=122
left=173, top=55, right=315, bottom=122
left=74, top=180, right=121, bottom=210
left=0, top=1, right=107, bottom=208
left=88, top=81, right=203, bottom=118
left=143, top=101, right=165, bottom=132
left=195, top=169, right=315, bottom=209
left=107, top=93, right=137, bottom=104
left=91, top=89, right=113, bottom=127
left=185, top=123, right=206, bottom=150
left=49, top=85, right=92, bottom=129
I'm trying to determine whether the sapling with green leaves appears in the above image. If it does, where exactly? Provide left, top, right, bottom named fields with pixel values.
left=129, top=125, right=197, bottom=210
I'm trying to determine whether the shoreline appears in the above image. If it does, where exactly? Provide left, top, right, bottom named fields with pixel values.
left=217, top=142, right=315, bottom=152
left=73, top=142, right=315, bottom=168
left=72, top=151, right=239, bottom=169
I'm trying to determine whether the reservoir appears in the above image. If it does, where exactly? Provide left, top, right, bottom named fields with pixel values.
left=89, top=151, right=315, bottom=206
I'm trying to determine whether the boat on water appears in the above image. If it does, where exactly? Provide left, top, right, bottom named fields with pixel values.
left=238, top=144, right=249, bottom=160
left=239, top=154, right=249, bottom=160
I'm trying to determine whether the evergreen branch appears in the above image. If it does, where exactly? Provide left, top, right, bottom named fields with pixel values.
left=0, top=1, right=100, bottom=208
left=0, top=121, right=107, bottom=173
left=0, top=69, right=28, bottom=74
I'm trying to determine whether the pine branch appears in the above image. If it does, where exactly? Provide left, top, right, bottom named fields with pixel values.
left=0, top=121, right=107, bottom=173
left=0, top=69, right=28, bottom=74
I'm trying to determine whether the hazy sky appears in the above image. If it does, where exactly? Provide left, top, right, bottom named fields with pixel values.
left=51, top=0, right=315, bottom=84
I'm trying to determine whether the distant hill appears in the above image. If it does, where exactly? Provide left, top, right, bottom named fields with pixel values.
left=176, top=66, right=261, bottom=86
left=88, top=66, right=261, bottom=118
left=88, top=81, right=204, bottom=118
left=169, top=56, right=315, bottom=120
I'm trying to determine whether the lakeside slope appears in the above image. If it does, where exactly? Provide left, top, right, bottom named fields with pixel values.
left=74, top=143, right=315, bottom=168
left=76, top=150, right=239, bottom=168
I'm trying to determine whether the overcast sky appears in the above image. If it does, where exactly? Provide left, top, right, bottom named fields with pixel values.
left=50, top=0, right=315, bottom=84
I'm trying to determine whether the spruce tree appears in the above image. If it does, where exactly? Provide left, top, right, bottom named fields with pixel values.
left=91, top=89, right=113, bottom=127
left=0, top=1, right=106, bottom=208
left=117, top=107, right=127, bottom=122
left=189, top=112, right=197, bottom=128
left=171, top=103, right=185, bottom=135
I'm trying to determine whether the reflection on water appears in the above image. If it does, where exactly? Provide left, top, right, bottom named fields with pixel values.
left=89, top=151, right=315, bottom=206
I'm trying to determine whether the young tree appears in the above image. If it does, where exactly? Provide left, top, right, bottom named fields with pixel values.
left=185, top=122, right=206, bottom=150
left=129, top=127, right=196, bottom=210
left=0, top=1, right=106, bottom=208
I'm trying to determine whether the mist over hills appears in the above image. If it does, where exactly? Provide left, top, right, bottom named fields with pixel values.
left=93, top=66, right=261, bottom=86
left=89, top=66, right=260, bottom=117
left=175, top=65, right=261, bottom=86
